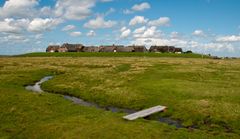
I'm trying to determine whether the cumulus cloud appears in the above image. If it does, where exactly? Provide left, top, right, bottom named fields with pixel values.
left=133, top=26, right=146, bottom=34
left=86, top=30, right=96, bottom=37
left=123, top=2, right=150, bottom=14
left=0, top=0, right=39, bottom=18
left=0, top=34, right=29, bottom=44
left=131, top=38, right=173, bottom=48
left=192, top=30, right=205, bottom=36
left=28, top=18, right=62, bottom=32
left=148, top=17, right=170, bottom=26
left=129, top=16, right=148, bottom=26
left=54, top=0, right=96, bottom=20
left=203, top=42, right=235, bottom=52
left=84, top=16, right=117, bottom=29
left=120, top=27, right=131, bottom=38
left=141, top=26, right=159, bottom=38
left=40, top=6, right=54, bottom=17
left=132, top=2, right=151, bottom=11
left=216, top=35, right=240, bottom=42
left=170, top=32, right=180, bottom=39
left=133, top=26, right=160, bottom=38
left=62, top=25, right=76, bottom=31
left=0, top=18, right=29, bottom=33
left=69, top=31, right=82, bottom=37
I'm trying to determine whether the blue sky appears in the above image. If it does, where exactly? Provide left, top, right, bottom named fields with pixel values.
left=0, top=0, right=240, bottom=56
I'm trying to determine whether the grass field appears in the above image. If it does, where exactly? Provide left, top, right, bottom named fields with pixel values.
left=0, top=56, right=240, bottom=138
left=18, top=52, right=210, bottom=58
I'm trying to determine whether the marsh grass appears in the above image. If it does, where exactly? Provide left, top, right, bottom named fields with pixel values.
left=0, top=57, right=240, bottom=138
left=18, top=52, right=210, bottom=58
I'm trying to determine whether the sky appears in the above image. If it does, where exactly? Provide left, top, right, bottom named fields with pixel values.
left=0, top=0, right=240, bottom=56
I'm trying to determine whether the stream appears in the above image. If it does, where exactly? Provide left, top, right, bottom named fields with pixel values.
left=25, top=76, right=186, bottom=129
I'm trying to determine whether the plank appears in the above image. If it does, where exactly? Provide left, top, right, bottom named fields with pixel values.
left=123, top=105, right=166, bottom=120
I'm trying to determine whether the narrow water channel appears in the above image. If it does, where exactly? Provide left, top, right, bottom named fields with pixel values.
left=25, top=76, right=187, bottom=129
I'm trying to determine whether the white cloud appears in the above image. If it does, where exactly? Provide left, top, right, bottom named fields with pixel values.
left=62, top=25, right=76, bottom=31
left=170, top=32, right=180, bottom=39
left=123, top=9, right=133, bottom=14
left=133, top=26, right=160, bottom=38
left=141, top=26, right=159, bottom=38
left=132, top=2, right=151, bottom=11
left=104, top=8, right=115, bottom=16
left=121, top=29, right=131, bottom=38
left=35, top=34, right=43, bottom=39
left=84, top=16, right=117, bottom=29
left=28, top=18, right=62, bottom=32
left=86, top=30, right=96, bottom=37
left=131, top=38, right=171, bottom=48
left=123, top=2, right=150, bottom=14
left=192, top=30, right=205, bottom=36
left=133, top=26, right=146, bottom=34
left=40, top=6, right=53, bottom=17
left=120, top=27, right=131, bottom=38
left=216, top=35, right=240, bottom=42
left=0, top=34, right=29, bottom=44
left=0, top=0, right=38, bottom=18
left=0, top=18, right=29, bottom=33
left=148, top=17, right=170, bottom=26
left=120, top=27, right=127, bottom=32
left=129, top=16, right=148, bottom=26
left=69, top=31, right=82, bottom=37
left=201, top=42, right=235, bottom=53
left=100, top=0, right=113, bottom=3
left=54, top=0, right=96, bottom=20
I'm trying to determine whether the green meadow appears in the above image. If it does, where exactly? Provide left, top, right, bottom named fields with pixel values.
left=0, top=55, right=239, bottom=138
left=19, top=52, right=210, bottom=58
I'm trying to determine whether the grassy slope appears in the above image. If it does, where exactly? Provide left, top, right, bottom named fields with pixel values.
left=18, top=52, right=210, bottom=58
left=0, top=57, right=239, bottom=138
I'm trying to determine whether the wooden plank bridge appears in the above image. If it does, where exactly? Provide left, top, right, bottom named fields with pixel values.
left=123, top=105, right=167, bottom=120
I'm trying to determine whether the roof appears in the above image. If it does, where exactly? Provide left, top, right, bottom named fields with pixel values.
left=99, top=46, right=117, bottom=52
left=46, top=45, right=60, bottom=51
left=116, top=46, right=134, bottom=52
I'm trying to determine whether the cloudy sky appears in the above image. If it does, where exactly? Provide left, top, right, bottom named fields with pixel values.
left=0, top=0, right=240, bottom=56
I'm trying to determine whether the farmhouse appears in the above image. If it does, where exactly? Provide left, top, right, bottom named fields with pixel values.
left=99, top=45, right=116, bottom=52
left=58, top=47, right=68, bottom=52
left=99, top=45, right=124, bottom=52
left=115, top=45, right=147, bottom=52
left=116, top=46, right=134, bottom=52
left=61, top=43, right=84, bottom=52
left=46, top=43, right=187, bottom=54
left=132, top=45, right=147, bottom=52
left=149, top=46, right=182, bottom=53
left=83, top=46, right=100, bottom=52
left=46, top=45, right=60, bottom=52
left=174, top=48, right=183, bottom=53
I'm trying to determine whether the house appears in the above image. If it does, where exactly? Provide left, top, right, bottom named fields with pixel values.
left=58, top=47, right=68, bottom=52
left=174, top=48, right=183, bottom=54
left=149, top=46, right=177, bottom=53
left=46, top=45, right=60, bottom=52
left=149, top=46, right=164, bottom=53
left=116, top=46, right=135, bottom=52
left=168, top=46, right=176, bottom=53
left=61, top=43, right=84, bottom=52
left=99, top=45, right=123, bottom=52
left=132, top=45, right=147, bottom=52
left=83, top=46, right=100, bottom=52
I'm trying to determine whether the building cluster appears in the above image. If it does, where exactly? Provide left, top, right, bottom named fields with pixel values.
left=46, top=43, right=185, bottom=53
